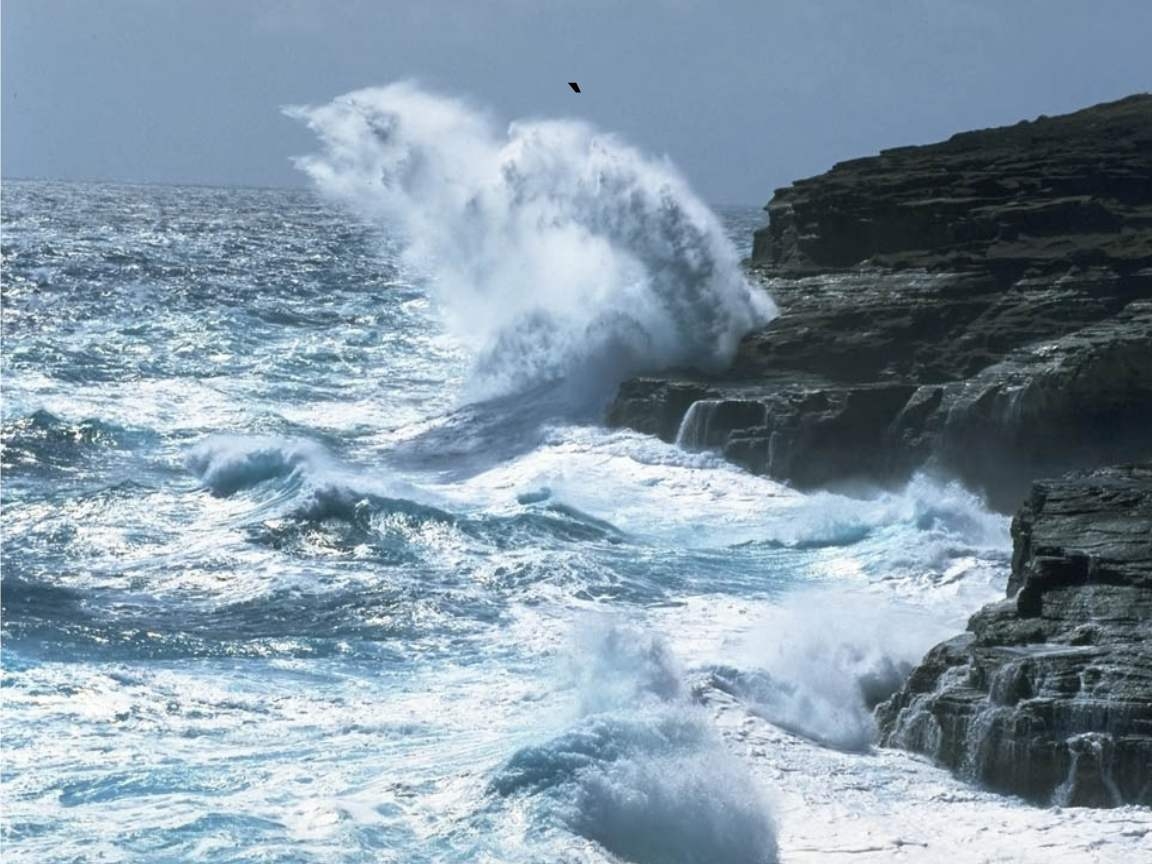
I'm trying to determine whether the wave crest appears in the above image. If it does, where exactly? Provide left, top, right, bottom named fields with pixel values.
left=492, top=712, right=776, bottom=864
left=186, top=435, right=326, bottom=497
left=492, top=622, right=777, bottom=864
left=287, top=82, right=774, bottom=403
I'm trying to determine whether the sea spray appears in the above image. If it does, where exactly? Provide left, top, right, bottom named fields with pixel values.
left=715, top=590, right=963, bottom=751
left=14, top=179, right=1143, bottom=864
left=287, top=82, right=775, bottom=403
left=492, top=619, right=778, bottom=864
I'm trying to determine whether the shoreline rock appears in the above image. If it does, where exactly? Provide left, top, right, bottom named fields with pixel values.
left=606, top=95, right=1152, bottom=511
left=605, top=94, right=1152, bottom=807
left=875, top=464, right=1152, bottom=806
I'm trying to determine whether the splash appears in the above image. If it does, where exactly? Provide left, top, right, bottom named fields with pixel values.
left=492, top=620, right=778, bottom=864
left=717, top=590, right=962, bottom=751
left=287, top=82, right=774, bottom=403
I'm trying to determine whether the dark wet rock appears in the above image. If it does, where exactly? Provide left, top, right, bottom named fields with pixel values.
left=606, top=95, right=1152, bottom=510
left=604, top=96, right=1152, bottom=808
left=752, top=95, right=1152, bottom=272
left=876, top=464, right=1152, bottom=806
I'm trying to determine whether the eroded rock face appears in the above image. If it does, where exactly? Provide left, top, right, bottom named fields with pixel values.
left=752, top=95, right=1152, bottom=272
left=606, top=95, right=1152, bottom=510
left=875, top=464, right=1152, bottom=807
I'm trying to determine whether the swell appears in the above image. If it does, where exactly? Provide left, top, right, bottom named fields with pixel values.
left=1, top=410, right=157, bottom=474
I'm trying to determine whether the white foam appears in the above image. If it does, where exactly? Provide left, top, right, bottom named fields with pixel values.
left=287, top=82, right=774, bottom=403
left=706, top=683, right=1152, bottom=864
left=721, top=590, right=961, bottom=751
left=430, top=425, right=1009, bottom=571
left=492, top=619, right=779, bottom=863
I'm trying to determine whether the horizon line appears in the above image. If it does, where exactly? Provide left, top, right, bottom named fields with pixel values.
left=0, top=175, right=767, bottom=210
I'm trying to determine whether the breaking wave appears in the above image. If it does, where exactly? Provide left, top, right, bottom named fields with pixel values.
left=287, top=82, right=774, bottom=403
left=186, top=435, right=328, bottom=497
left=713, top=591, right=964, bottom=751
left=492, top=621, right=778, bottom=863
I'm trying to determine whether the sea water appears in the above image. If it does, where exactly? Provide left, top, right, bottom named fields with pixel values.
left=3, top=85, right=1150, bottom=863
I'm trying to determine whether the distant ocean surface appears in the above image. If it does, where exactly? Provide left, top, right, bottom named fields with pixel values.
left=3, top=100, right=1146, bottom=861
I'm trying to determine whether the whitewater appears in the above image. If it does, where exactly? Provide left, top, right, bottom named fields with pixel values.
left=3, top=85, right=1149, bottom=863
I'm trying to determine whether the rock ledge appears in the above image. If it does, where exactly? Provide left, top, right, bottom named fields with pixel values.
left=607, top=95, right=1152, bottom=510
left=876, top=463, right=1152, bottom=806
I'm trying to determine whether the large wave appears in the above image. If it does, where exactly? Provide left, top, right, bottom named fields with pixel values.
left=287, top=82, right=774, bottom=403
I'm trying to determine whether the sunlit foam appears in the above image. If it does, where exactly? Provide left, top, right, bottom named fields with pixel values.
left=288, top=82, right=775, bottom=404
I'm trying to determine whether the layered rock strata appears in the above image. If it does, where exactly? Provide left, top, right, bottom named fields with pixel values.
left=876, top=464, right=1152, bottom=806
left=607, top=95, right=1152, bottom=510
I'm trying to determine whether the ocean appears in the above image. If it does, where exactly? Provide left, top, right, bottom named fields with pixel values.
left=3, top=85, right=1149, bottom=863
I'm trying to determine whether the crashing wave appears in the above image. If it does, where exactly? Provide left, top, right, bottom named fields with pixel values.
left=287, top=82, right=775, bottom=403
left=491, top=621, right=777, bottom=864
left=491, top=711, right=776, bottom=864
left=708, top=589, right=966, bottom=752
left=185, top=435, right=327, bottom=497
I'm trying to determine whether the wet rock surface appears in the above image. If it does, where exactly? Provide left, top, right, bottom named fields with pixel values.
left=606, top=95, right=1152, bottom=510
left=875, top=464, right=1152, bottom=806
left=606, top=94, right=1152, bottom=809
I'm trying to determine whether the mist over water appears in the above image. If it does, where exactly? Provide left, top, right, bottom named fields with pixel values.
left=709, top=590, right=963, bottom=752
left=287, top=82, right=775, bottom=404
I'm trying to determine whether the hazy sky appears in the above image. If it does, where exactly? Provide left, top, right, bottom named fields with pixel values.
left=3, top=0, right=1150, bottom=203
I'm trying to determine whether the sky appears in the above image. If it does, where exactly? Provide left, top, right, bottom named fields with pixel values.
left=3, top=0, right=1150, bottom=204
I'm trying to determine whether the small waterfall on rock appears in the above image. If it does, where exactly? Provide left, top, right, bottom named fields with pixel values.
left=1053, top=733, right=1124, bottom=807
left=675, top=400, right=723, bottom=451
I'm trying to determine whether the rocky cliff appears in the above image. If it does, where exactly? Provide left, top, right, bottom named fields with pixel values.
left=606, top=95, right=1152, bottom=807
left=607, top=94, right=1152, bottom=510
left=876, top=464, right=1152, bottom=806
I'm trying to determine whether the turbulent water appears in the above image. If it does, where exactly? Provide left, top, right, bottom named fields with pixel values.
left=4, top=90, right=1150, bottom=864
